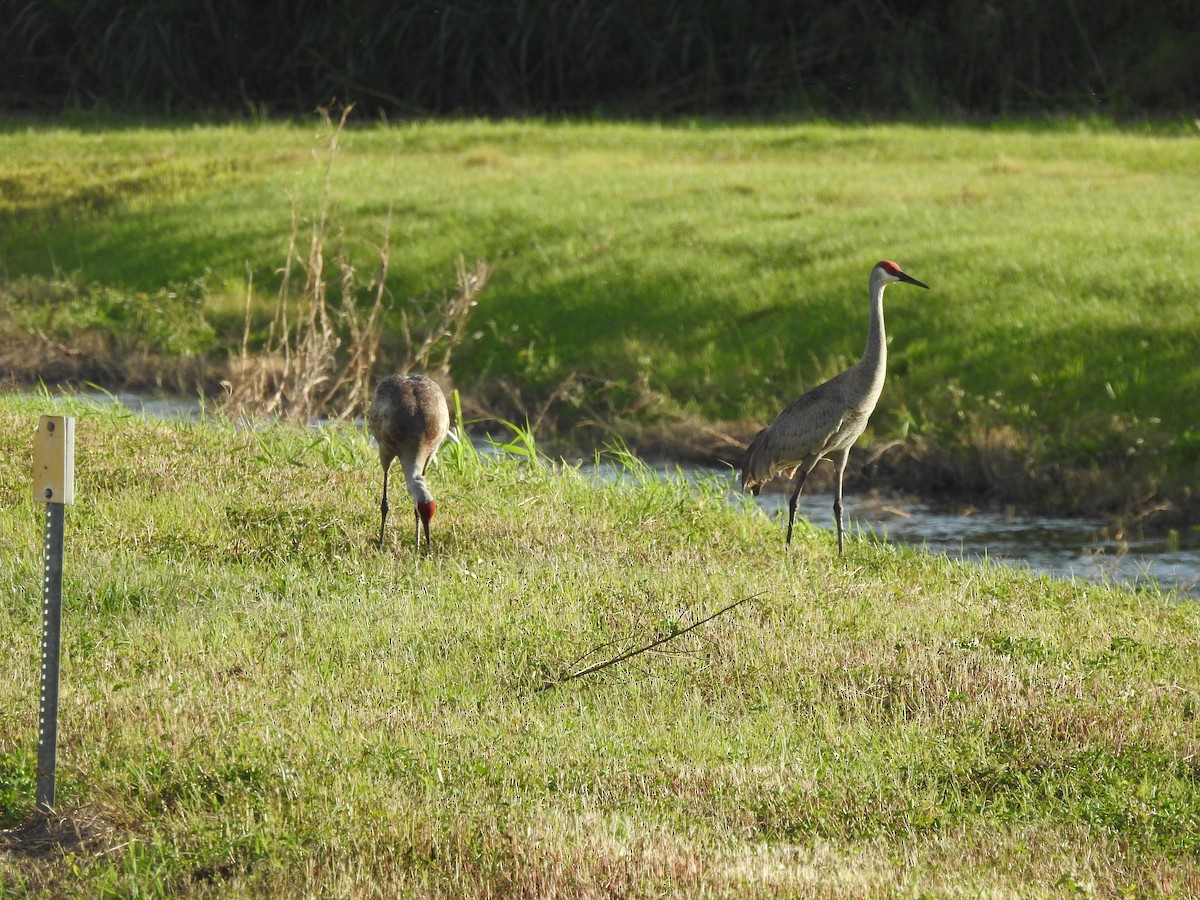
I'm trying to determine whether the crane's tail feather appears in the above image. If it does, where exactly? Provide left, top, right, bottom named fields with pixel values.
left=739, top=428, right=773, bottom=494
left=741, top=426, right=806, bottom=494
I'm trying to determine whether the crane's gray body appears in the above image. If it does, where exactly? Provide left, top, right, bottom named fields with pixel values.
left=741, top=262, right=927, bottom=551
left=368, top=374, right=450, bottom=547
left=741, top=334, right=886, bottom=490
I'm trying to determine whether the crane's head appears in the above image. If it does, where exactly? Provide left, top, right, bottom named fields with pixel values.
left=415, top=500, right=436, bottom=548
left=875, top=260, right=929, bottom=290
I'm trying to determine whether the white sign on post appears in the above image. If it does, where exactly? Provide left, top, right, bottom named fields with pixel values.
left=33, top=416, right=75, bottom=504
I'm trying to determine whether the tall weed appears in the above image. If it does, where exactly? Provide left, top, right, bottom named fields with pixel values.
left=222, top=108, right=489, bottom=422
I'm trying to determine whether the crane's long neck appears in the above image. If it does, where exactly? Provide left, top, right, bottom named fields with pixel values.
left=402, top=460, right=434, bottom=506
left=852, top=276, right=888, bottom=403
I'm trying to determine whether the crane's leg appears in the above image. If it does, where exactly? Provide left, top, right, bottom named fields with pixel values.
left=378, top=462, right=391, bottom=550
left=833, top=450, right=850, bottom=555
left=417, top=457, right=430, bottom=551
left=785, top=468, right=813, bottom=545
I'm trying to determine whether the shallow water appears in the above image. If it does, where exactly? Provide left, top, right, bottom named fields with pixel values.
left=16, top=390, right=1199, bottom=598
left=24, top=389, right=210, bottom=421
left=753, top=488, right=1199, bottom=599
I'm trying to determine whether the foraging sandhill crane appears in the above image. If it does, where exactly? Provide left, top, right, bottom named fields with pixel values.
left=368, top=374, right=450, bottom=550
left=741, top=260, right=929, bottom=554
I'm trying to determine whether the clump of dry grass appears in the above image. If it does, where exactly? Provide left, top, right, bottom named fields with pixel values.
left=398, top=256, right=490, bottom=383
left=223, top=106, right=489, bottom=423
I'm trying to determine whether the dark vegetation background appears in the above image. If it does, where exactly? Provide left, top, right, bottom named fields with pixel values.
left=3, top=0, right=1198, bottom=117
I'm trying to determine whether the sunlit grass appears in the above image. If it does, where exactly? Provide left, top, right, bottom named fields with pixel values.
left=1, top=117, right=1198, bottom=510
left=1, top=393, right=1198, bottom=895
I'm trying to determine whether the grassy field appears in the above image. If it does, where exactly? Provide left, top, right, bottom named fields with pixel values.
left=1, top=115, right=1199, bottom=521
left=1, top=393, right=1198, bottom=897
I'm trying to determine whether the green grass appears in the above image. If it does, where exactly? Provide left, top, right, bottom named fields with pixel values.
left=1, top=116, right=1199, bottom=516
left=1, top=393, right=1198, bottom=896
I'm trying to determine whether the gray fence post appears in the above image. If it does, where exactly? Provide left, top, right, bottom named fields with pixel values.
left=32, top=416, right=75, bottom=814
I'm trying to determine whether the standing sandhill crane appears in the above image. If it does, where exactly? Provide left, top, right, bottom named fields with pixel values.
left=368, top=374, right=450, bottom=550
left=741, top=261, right=929, bottom=554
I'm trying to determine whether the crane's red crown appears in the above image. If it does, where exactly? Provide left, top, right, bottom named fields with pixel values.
left=878, top=260, right=902, bottom=276
left=417, top=500, right=436, bottom=524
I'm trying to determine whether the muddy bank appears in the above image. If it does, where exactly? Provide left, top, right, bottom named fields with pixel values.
left=0, top=331, right=222, bottom=398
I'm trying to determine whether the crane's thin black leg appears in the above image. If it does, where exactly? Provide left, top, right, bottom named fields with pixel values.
left=833, top=496, right=844, bottom=555
left=833, top=453, right=849, bottom=555
left=413, top=509, right=422, bottom=550
left=786, top=470, right=810, bottom=545
left=378, top=463, right=391, bottom=550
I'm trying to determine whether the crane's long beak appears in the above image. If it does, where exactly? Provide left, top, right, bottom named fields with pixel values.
left=898, top=272, right=929, bottom=289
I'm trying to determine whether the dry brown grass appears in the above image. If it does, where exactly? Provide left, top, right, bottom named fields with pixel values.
left=222, top=107, right=489, bottom=423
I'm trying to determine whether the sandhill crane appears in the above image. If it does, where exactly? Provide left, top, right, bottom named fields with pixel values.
left=368, top=374, right=450, bottom=550
left=741, top=260, right=929, bottom=554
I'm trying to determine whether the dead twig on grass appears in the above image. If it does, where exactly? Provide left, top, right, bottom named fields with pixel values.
left=535, top=591, right=765, bottom=693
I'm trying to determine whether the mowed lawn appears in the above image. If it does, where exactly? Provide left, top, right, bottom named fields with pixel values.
left=0, top=392, right=1198, bottom=896
left=1, top=116, right=1198, bottom=509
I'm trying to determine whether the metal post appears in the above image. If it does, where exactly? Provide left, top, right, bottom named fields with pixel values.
left=32, top=414, right=74, bottom=816
left=37, top=502, right=65, bottom=814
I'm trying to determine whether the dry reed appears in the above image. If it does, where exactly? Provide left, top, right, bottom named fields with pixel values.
left=223, top=106, right=489, bottom=422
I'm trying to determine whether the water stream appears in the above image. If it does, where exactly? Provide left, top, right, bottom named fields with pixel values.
left=749, top=487, right=1198, bottom=598
left=17, top=390, right=1199, bottom=599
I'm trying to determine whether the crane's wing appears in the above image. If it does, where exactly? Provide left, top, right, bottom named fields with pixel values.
left=740, top=379, right=846, bottom=492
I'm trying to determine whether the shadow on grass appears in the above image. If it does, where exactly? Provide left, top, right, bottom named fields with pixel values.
left=0, top=807, right=125, bottom=888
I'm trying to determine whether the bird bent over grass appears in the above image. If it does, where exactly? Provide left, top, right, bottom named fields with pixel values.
left=741, top=261, right=929, bottom=553
left=368, top=374, right=450, bottom=550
